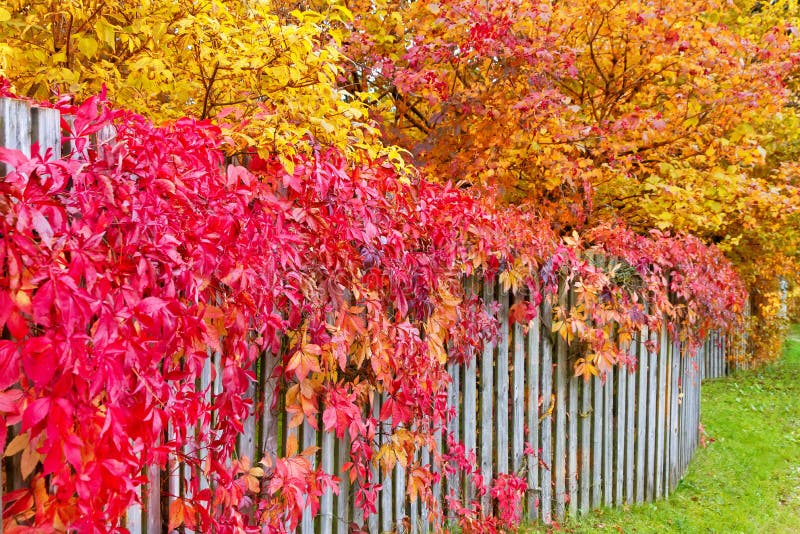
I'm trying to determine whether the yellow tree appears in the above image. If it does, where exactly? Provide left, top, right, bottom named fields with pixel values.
left=0, top=0, right=382, bottom=168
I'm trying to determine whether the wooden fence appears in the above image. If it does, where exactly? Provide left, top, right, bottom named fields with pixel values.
left=1, top=97, right=748, bottom=533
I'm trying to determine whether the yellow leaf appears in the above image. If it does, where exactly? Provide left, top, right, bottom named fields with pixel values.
left=4, top=432, right=29, bottom=457
left=95, top=19, right=116, bottom=49
left=21, top=445, right=40, bottom=479
left=77, top=36, right=98, bottom=58
left=0, top=7, right=11, bottom=22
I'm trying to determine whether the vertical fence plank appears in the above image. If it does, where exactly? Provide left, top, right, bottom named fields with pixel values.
left=526, top=312, right=541, bottom=520
left=420, top=446, right=431, bottom=534
left=513, top=292, right=526, bottom=477
left=567, top=363, right=579, bottom=517
left=446, top=359, right=461, bottom=517
left=146, top=458, right=161, bottom=533
left=0, top=97, right=31, bottom=177
left=497, top=287, right=511, bottom=477
left=395, top=457, right=406, bottom=533
left=668, top=335, right=681, bottom=493
left=635, top=329, right=647, bottom=503
left=554, top=285, right=568, bottom=519
left=381, top=394, right=393, bottom=534
left=240, top=370, right=258, bottom=465
left=614, top=362, right=626, bottom=506
left=410, top=446, right=419, bottom=534
left=432, top=420, right=443, bottom=531
left=540, top=293, right=554, bottom=523
left=464, top=279, right=479, bottom=505
left=646, top=329, right=658, bottom=501
left=625, top=340, right=636, bottom=504
left=262, top=352, right=280, bottom=459
left=602, top=363, right=613, bottom=508
left=591, top=371, right=603, bottom=509
left=320, top=428, right=335, bottom=534
left=126, top=472, right=144, bottom=534
left=655, top=325, right=668, bottom=500
left=580, top=373, right=591, bottom=513
left=0, top=99, right=32, bottom=519
left=31, top=106, right=61, bottom=159
left=336, top=435, right=351, bottom=533
left=301, top=414, right=318, bottom=534
left=368, top=398, right=380, bottom=533
left=481, top=280, right=496, bottom=513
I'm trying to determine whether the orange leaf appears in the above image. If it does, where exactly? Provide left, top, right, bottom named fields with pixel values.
left=168, top=499, right=185, bottom=531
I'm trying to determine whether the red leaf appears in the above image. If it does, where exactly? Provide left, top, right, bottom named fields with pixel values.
left=22, top=397, right=50, bottom=431
left=0, top=146, right=29, bottom=170
left=0, top=340, right=20, bottom=390
left=21, top=337, right=56, bottom=387
left=0, top=388, right=23, bottom=412
left=137, top=296, right=168, bottom=314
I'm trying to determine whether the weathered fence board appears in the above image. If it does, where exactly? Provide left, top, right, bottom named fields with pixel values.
left=481, top=280, right=496, bottom=514
left=526, top=313, right=541, bottom=520
left=554, top=286, right=568, bottom=518
left=540, top=293, right=554, bottom=523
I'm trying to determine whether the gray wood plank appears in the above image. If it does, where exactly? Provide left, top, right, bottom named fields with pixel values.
left=646, top=329, right=658, bottom=501
left=0, top=98, right=31, bottom=177
left=31, top=106, right=61, bottom=159
left=591, top=371, right=603, bottom=509
left=126, top=470, right=144, bottom=533
left=368, top=398, right=380, bottom=533
left=603, top=362, right=613, bottom=508
left=636, top=329, right=648, bottom=503
left=146, top=459, right=161, bottom=534
left=239, top=367, right=258, bottom=465
left=262, top=351, right=280, bottom=460
left=580, top=374, right=591, bottom=513
left=568, top=366, right=579, bottom=517
left=464, top=279, right=478, bottom=504
left=336, top=435, right=351, bottom=533
left=540, top=294, right=554, bottom=523
left=410, top=447, right=419, bottom=534
left=554, top=285, right=568, bottom=518
left=655, top=325, right=668, bottom=499
left=497, top=287, right=511, bottom=476
left=301, top=414, right=318, bottom=534
left=513, top=292, right=526, bottom=476
left=615, top=361, right=626, bottom=506
left=526, top=312, right=541, bottom=520
left=395, top=459, right=406, bottom=533
left=668, top=335, right=681, bottom=494
left=381, top=394, right=393, bottom=534
left=446, top=359, right=461, bottom=515
left=420, top=446, right=430, bottom=534
left=481, top=279, right=496, bottom=513
left=625, top=340, right=636, bottom=505
left=432, top=424, right=442, bottom=530
left=320, top=427, right=335, bottom=534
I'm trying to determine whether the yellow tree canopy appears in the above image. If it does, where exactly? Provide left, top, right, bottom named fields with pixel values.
left=0, top=0, right=383, bottom=169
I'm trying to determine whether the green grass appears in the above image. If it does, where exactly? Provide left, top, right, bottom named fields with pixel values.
left=523, top=325, right=800, bottom=533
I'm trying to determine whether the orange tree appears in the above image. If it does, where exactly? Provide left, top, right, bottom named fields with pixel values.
left=337, top=0, right=800, bottom=362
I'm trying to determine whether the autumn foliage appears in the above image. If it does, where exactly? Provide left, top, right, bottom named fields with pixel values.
left=0, top=0, right=796, bottom=531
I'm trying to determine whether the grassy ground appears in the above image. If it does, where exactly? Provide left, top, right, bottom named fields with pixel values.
left=522, top=325, right=800, bottom=533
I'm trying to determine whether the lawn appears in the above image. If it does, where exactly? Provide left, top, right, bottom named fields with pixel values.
left=523, top=325, right=800, bottom=533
